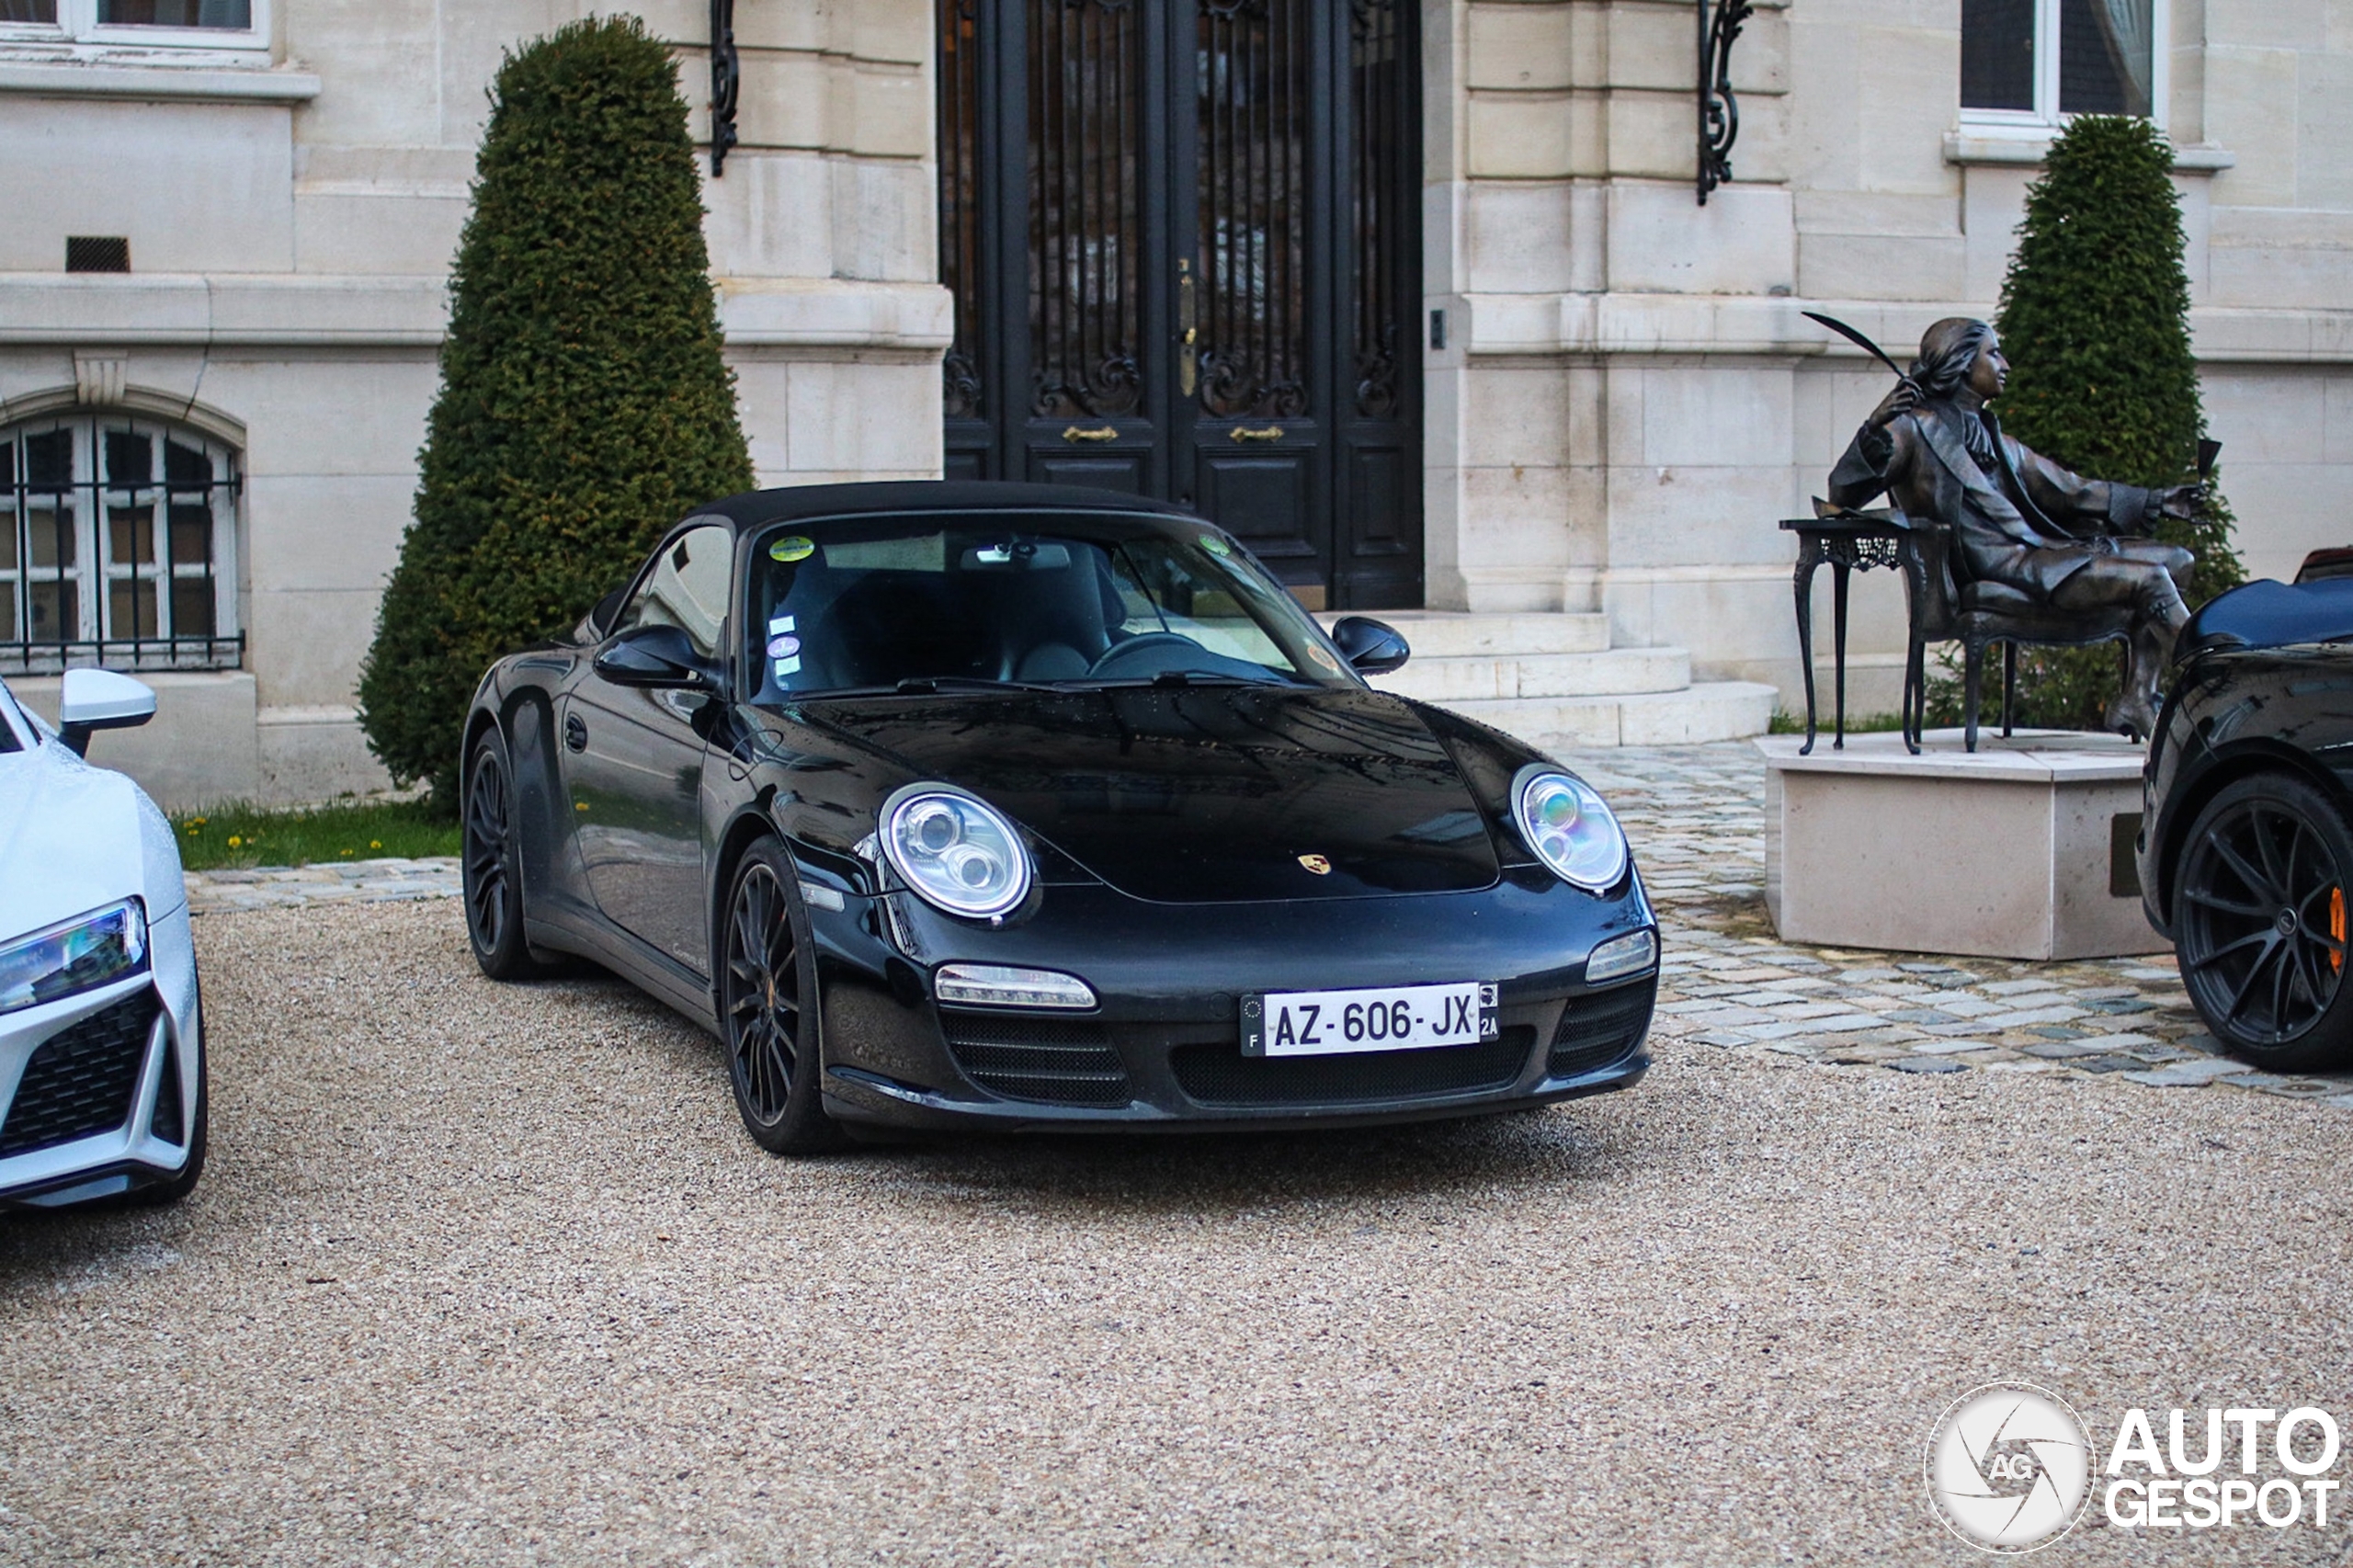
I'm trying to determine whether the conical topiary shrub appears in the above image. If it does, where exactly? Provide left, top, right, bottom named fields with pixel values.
left=1930, top=113, right=2245, bottom=730
left=358, top=16, right=752, bottom=805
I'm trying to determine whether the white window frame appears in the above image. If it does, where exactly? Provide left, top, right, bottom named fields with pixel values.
left=1, top=414, right=244, bottom=675
left=0, top=0, right=268, bottom=63
left=1959, top=0, right=2168, bottom=135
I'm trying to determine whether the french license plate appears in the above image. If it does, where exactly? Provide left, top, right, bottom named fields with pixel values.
left=1241, top=982, right=1499, bottom=1058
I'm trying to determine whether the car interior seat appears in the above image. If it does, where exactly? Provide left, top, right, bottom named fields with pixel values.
left=984, top=554, right=1120, bottom=680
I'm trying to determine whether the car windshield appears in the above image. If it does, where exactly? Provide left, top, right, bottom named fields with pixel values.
left=743, top=512, right=1356, bottom=700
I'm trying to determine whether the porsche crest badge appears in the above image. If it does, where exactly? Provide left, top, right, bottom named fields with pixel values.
left=1297, top=854, right=1332, bottom=875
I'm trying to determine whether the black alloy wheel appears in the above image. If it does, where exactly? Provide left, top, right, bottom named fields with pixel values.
left=463, top=730, right=544, bottom=980
left=721, top=839, right=843, bottom=1154
left=2174, top=772, right=2353, bottom=1072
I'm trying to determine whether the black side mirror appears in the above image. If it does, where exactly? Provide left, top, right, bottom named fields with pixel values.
left=1328, top=616, right=1410, bottom=676
left=595, top=622, right=718, bottom=690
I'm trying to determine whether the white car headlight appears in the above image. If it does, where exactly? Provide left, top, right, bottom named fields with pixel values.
left=880, top=786, right=1033, bottom=919
left=1511, top=765, right=1630, bottom=892
left=0, top=900, right=148, bottom=1017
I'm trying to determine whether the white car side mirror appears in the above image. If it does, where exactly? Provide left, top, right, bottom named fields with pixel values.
left=58, top=668, right=156, bottom=757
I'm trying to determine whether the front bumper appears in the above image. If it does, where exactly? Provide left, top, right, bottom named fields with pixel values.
left=0, top=900, right=202, bottom=1208
left=806, top=871, right=1656, bottom=1131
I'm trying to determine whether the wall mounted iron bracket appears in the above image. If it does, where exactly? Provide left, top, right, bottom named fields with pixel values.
left=710, top=0, right=740, bottom=176
left=1697, top=0, right=1754, bottom=203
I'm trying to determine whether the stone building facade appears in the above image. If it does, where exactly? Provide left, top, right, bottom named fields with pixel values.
left=0, top=0, right=2345, bottom=804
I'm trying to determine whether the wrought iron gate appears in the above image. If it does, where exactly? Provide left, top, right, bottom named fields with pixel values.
left=938, top=0, right=1421, bottom=610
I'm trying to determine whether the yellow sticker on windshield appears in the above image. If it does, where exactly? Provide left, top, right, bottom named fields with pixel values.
left=1199, top=535, right=1232, bottom=556
left=769, top=535, right=815, bottom=563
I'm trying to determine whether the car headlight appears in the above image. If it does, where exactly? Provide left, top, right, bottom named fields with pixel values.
left=0, top=900, right=149, bottom=1017
left=880, top=786, right=1033, bottom=919
left=1511, top=765, right=1630, bottom=892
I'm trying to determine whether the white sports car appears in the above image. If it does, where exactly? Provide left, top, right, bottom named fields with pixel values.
left=0, top=669, right=205, bottom=1209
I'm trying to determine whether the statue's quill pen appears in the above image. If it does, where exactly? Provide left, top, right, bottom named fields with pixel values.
left=1802, top=311, right=1909, bottom=381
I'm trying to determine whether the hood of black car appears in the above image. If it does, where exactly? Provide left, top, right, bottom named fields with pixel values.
left=790, top=686, right=1502, bottom=903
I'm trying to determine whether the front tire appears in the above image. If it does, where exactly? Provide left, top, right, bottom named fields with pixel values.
left=720, top=839, right=843, bottom=1155
left=463, top=727, right=546, bottom=981
left=2174, top=772, right=2353, bottom=1072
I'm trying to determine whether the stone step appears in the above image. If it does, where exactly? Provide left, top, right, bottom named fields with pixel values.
left=1415, top=681, right=1780, bottom=751
left=1316, top=609, right=1611, bottom=659
left=1370, top=646, right=1692, bottom=703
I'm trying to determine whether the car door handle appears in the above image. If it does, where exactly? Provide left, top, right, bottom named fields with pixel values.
left=564, top=712, right=588, bottom=752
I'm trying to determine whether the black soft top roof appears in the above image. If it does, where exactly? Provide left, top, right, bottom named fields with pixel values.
left=684, top=480, right=1199, bottom=534
left=2182, top=575, right=2353, bottom=654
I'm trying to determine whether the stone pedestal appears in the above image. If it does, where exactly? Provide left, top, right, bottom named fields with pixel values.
left=1757, top=730, right=2168, bottom=961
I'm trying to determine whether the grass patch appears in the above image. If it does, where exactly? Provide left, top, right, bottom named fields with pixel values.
left=1768, top=709, right=1907, bottom=735
left=172, top=799, right=459, bottom=871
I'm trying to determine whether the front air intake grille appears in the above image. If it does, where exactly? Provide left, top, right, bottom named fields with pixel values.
left=0, top=990, right=159, bottom=1156
left=149, top=1034, right=185, bottom=1144
left=941, top=1011, right=1132, bottom=1107
left=1171, top=1027, right=1534, bottom=1108
left=1547, top=978, right=1656, bottom=1078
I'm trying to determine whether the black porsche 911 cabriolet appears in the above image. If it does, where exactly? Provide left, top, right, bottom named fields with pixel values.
left=2139, top=563, right=2353, bottom=1073
left=460, top=483, right=1657, bottom=1151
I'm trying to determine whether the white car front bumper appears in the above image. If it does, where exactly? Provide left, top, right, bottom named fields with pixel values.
left=0, top=900, right=201, bottom=1207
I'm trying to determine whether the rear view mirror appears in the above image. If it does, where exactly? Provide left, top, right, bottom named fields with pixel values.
left=961, top=541, right=1073, bottom=571
left=1329, top=616, right=1411, bottom=676
left=58, top=668, right=156, bottom=757
left=595, top=622, right=718, bottom=690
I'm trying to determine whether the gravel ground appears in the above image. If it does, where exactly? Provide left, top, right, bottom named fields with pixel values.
left=5, top=898, right=2350, bottom=1565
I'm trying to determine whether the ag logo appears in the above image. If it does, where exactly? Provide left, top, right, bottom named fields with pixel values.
left=1297, top=854, right=1332, bottom=875
left=1926, top=1382, right=2092, bottom=1552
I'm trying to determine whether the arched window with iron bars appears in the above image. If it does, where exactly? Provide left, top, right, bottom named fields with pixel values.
left=0, top=415, right=242, bottom=675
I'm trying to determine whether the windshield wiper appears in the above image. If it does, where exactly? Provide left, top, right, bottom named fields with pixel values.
left=901, top=676, right=1071, bottom=694
left=1076, top=671, right=1294, bottom=689
left=797, top=676, right=1068, bottom=699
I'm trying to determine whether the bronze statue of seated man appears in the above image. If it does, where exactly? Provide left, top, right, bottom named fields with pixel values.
left=1828, top=316, right=2202, bottom=740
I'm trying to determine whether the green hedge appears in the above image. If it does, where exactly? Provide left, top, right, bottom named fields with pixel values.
left=1930, top=114, right=2245, bottom=729
left=358, top=17, right=752, bottom=805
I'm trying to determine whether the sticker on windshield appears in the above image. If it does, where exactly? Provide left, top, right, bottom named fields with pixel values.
left=770, top=536, right=815, bottom=563
left=768, top=613, right=796, bottom=635
left=767, top=633, right=801, bottom=659
left=1306, top=644, right=1340, bottom=672
left=773, top=655, right=802, bottom=679
left=1199, top=535, right=1232, bottom=556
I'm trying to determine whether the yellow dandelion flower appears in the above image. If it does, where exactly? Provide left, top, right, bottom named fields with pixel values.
left=227, top=835, right=242, bottom=848
left=369, top=840, right=382, bottom=850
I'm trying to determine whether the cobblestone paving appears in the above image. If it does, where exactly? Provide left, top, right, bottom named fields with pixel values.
left=184, top=855, right=460, bottom=914
left=1554, top=741, right=2353, bottom=1109
left=184, top=744, right=2353, bottom=1107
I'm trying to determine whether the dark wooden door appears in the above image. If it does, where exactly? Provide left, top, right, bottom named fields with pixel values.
left=938, top=0, right=1420, bottom=610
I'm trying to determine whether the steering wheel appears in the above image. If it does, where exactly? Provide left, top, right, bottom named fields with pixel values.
left=1086, top=632, right=1203, bottom=678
